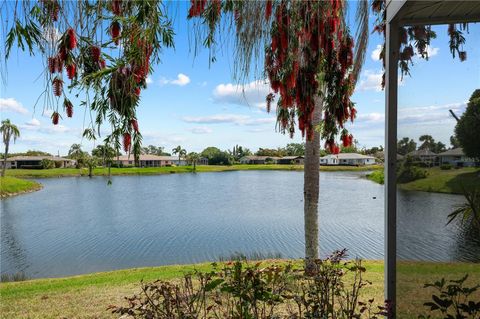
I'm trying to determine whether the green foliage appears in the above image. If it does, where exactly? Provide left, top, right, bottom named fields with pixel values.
left=54, top=161, right=63, bottom=168
left=397, top=137, right=417, bottom=155
left=440, top=164, right=453, bottom=170
left=367, top=170, right=384, bottom=184
left=397, top=157, right=427, bottom=183
left=201, top=147, right=232, bottom=165
left=419, top=135, right=446, bottom=153
left=230, top=145, right=252, bottom=162
left=455, top=89, right=480, bottom=159
left=41, top=159, right=54, bottom=169
left=447, top=187, right=480, bottom=230
left=418, top=275, right=480, bottom=319
left=255, top=148, right=285, bottom=157
left=285, top=143, right=305, bottom=156
left=8, top=150, right=52, bottom=157
left=110, top=251, right=389, bottom=319
left=141, top=145, right=170, bottom=156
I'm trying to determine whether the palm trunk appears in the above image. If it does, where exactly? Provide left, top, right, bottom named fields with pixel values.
left=304, top=96, right=323, bottom=273
left=2, top=141, right=9, bottom=177
left=193, top=161, right=196, bottom=171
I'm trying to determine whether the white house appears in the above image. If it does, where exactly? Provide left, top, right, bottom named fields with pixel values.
left=320, top=153, right=376, bottom=166
left=115, top=155, right=187, bottom=167
left=4, top=156, right=76, bottom=169
left=438, top=148, right=478, bottom=167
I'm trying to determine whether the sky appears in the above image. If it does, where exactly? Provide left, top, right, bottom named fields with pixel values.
left=1, top=2, right=479, bottom=156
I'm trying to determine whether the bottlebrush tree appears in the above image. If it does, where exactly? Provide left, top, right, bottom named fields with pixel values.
left=187, top=0, right=368, bottom=154
left=3, top=0, right=174, bottom=158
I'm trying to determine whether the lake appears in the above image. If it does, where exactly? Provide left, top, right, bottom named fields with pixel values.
left=1, top=171, right=478, bottom=279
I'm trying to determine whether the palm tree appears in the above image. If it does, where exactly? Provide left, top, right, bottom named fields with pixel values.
left=1, top=119, right=20, bottom=177
left=448, top=188, right=480, bottom=230
left=172, top=145, right=186, bottom=166
left=187, top=152, right=201, bottom=171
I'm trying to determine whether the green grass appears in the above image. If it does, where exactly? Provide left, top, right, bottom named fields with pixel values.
left=365, top=167, right=480, bottom=194
left=0, top=176, right=42, bottom=197
left=401, top=167, right=480, bottom=194
left=0, top=260, right=478, bottom=318
left=366, top=170, right=384, bottom=184
left=5, top=164, right=383, bottom=179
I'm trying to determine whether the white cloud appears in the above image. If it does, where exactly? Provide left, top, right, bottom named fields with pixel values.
left=25, top=118, right=41, bottom=127
left=182, top=113, right=275, bottom=126
left=212, top=80, right=273, bottom=109
left=371, top=44, right=382, bottom=61
left=160, top=73, right=191, bottom=86
left=358, top=70, right=383, bottom=92
left=0, top=98, right=29, bottom=114
left=188, top=126, right=213, bottom=134
left=427, top=46, right=439, bottom=57
left=146, top=76, right=153, bottom=84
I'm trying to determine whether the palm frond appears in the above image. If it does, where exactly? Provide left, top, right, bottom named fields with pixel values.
left=351, top=0, right=369, bottom=86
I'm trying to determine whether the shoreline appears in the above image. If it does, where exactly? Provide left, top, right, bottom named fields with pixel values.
left=0, top=177, right=43, bottom=199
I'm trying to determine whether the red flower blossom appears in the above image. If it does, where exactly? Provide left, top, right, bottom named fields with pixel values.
left=112, top=0, right=122, bottom=15
left=265, top=0, right=273, bottom=20
left=110, top=21, right=121, bottom=45
left=123, top=133, right=131, bottom=152
left=66, top=63, right=76, bottom=79
left=52, top=77, right=63, bottom=96
left=90, top=46, right=101, bottom=63
left=52, top=111, right=60, bottom=125
left=64, top=99, right=73, bottom=118
left=99, top=59, right=106, bottom=69
left=48, top=57, right=56, bottom=74
left=134, top=87, right=141, bottom=96
left=66, top=28, right=77, bottom=50
left=459, top=51, right=467, bottom=62
left=130, top=119, right=139, bottom=132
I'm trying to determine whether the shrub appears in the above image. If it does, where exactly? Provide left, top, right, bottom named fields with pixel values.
left=41, top=159, right=55, bottom=169
left=418, top=275, right=480, bottom=319
left=110, top=250, right=389, bottom=319
left=440, top=163, right=453, bottom=170
left=54, top=161, right=63, bottom=168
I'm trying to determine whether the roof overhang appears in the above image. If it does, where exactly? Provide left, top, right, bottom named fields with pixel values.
left=387, top=0, right=480, bottom=26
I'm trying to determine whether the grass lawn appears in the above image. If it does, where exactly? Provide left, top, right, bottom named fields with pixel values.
left=366, top=167, right=480, bottom=194
left=0, top=176, right=42, bottom=198
left=5, top=164, right=383, bottom=179
left=1, top=260, right=478, bottom=318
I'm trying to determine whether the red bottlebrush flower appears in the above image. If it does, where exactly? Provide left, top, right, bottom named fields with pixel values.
left=271, top=36, right=278, bottom=52
left=130, top=119, right=139, bottom=132
left=188, top=0, right=207, bottom=17
left=332, top=144, right=340, bottom=155
left=123, top=133, right=131, bottom=152
left=66, top=63, right=76, bottom=79
left=110, top=21, right=121, bottom=45
left=403, top=46, right=414, bottom=59
left=342, top=133, right=353, bottom=147
left=52, top=111, right=60, bottom=125
left=134, top=87, right=141, bottom=96
left=55, top=55, right=64, bottom=73
left=459, top=51, right=467, bottom=62
left=280, top=30, right=288, bottom=48
left=58, top=47, right=67, bottom=62
left=48, top=56, right=56, bottom=74
left=112, top=0, right=122, bottom=15
left=64, top=99, right=73, bottom=118
left=350, top=107, right=357, bottom=122
left=99, top=59, right=106, bottom=69
left=265, top=0, right=273, bottom=20
left=90, top=46, right=101, bottom=63
left=66, top=28, right=77, bottom=50
left=52, top=77, right=63, bottom=96
left=212, top=0, right=221, bottom=15
left=266, top=93, right=275, bottom=113
left=372, top=0, right=383, bottom=13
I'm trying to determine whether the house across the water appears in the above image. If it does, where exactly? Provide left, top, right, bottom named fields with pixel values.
left=239, top=156, right=280, bottom=164
left=406, top=149, right=437, bottom=166
left=277, top=156, right=304, bottom=165
left=4, top=156, right=76, bottom=169
left=438, top=148, right=478, bottom=167
left=115, top=155, right=187, bottom=167
left=320, top=153, right=376, bottom=166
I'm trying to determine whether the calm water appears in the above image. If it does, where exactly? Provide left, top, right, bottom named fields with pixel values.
left=1, top=171, right=478, bottom=278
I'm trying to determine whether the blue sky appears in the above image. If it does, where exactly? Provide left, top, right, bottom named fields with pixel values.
left=1, top=3, right=479, bottom=156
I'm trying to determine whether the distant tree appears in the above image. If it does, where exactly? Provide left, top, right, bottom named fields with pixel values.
left=339, top=146, right=358, bottom=153
left=68, top=143, right=88, bottom=167
left=230, top=145, right=252, bottom=162
left=92, top=144, right=117, bottom=167
left=447, top=188, right=480, bottom=231
left=397, top=137, right=417, bottom=155
left=84, top=156, right=97, bottom=178
left=455, top=89, right=480, bottom=159
left=450, top=135, right=461, bottom=149
left=364, top=146, right=383, bottom=155
left=1, top=119, right=20, bottom=177
left=187, top=152, right=201, bottom=171
left=172, top=145, right=186, bottom=164
left=201, top=147, right=231, bottom=165
left=418, top=135, right=446, bottom=153
left=142, top=145, right=170, bottom=156
left=285, top=143, right=305, bottom=156
left=255, top=148, right=285, bottom=157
